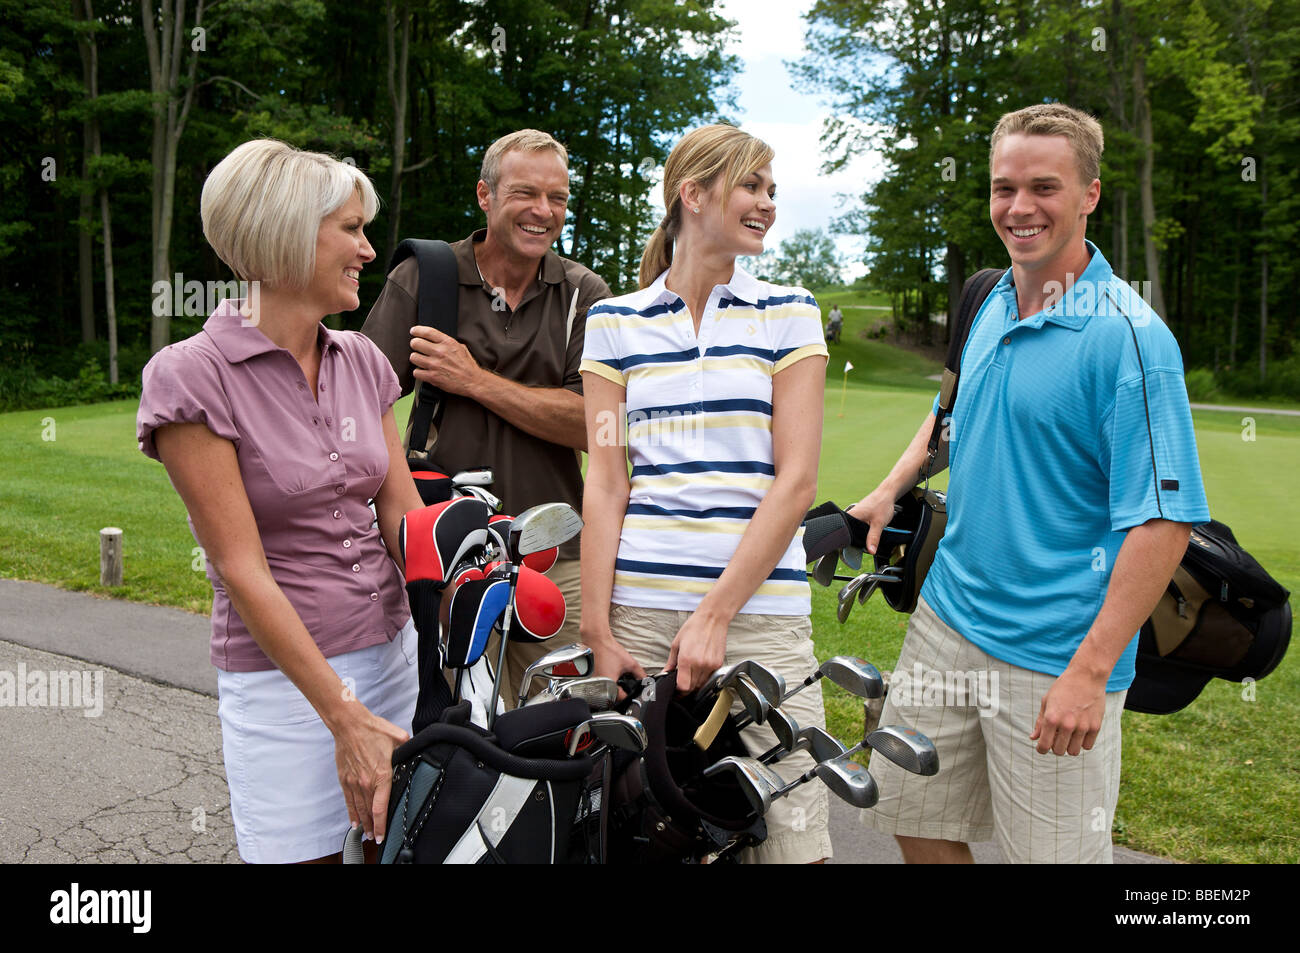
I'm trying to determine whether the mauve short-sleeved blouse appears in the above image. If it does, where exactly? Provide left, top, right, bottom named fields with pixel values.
left=137, top=299, right=410, bottom=671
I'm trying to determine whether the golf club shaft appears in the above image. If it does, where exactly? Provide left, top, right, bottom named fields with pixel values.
left=486, top=568, right=520, bottom=729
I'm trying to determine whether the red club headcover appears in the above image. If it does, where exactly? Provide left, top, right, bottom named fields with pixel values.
left=509, top=565, right=566, bottom=642
left=400, top=497, right=491, bottom=584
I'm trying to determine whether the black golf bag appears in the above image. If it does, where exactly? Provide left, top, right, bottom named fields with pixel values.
left=381, top=699, right=607, bottom=863
left=605, top=671, right=768, bottom=863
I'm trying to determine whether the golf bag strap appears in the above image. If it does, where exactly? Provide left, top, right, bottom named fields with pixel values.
left=392, top=722, right=596, bottom=782
left=389, top=239, right=459, bottom=461
left=926, top=267, right=1003, bottom=469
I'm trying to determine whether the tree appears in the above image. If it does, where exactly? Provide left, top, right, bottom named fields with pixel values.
left=772, top=228, right=841, bottom=290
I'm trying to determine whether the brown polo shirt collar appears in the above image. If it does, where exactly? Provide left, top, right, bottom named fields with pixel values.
left=456, top=228, right=569, bottom=305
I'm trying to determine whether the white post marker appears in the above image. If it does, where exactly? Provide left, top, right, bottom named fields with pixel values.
left=838, top=360, right=854, bottom=418
left=100, top=527, right=123, bottom=586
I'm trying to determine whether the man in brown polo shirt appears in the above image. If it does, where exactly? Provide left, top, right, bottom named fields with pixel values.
left=362, top=129, right=611, bottom=709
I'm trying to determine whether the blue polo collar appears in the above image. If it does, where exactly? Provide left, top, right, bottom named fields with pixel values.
left=999, top=240, right=1113, bottom=331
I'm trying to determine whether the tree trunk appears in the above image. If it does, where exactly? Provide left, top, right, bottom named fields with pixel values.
left=1230, top=210, right=1240, bottom=368
left=1258, top=155, right=1268, bottom=381
left=81, top=0, right=118, bottom=382
left=385, top=0, right=410, bottom=266
left=1134, top=52, right=1166, bottom=320
left=75, top=1, right=96, bottom=344
left=143, top=0, right=204, bottom=354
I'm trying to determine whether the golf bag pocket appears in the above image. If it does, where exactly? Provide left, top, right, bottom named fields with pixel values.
left=382, top=700, right=600, bottom=863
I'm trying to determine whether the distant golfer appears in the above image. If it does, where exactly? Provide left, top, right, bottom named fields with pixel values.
left=849, top=104, right=1209, bottom=863
left=825, top=304, right=843, bottom=343
left=580, top=124, right=833, bottom=863
left=138, top=140, right=421, bottom=863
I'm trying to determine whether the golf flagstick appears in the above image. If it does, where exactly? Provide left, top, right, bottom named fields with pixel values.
left=838, top=360, right=853, bottom=417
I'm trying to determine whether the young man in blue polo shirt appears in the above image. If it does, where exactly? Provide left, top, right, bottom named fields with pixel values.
left=850, top=103, right=1209, bottom=863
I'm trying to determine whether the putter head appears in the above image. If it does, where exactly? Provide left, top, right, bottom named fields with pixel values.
left=798, top=725, right=847, bottom=763
left=509, top=503, right=583, bottom=557
left=703, top=756, right=783, bottom=816
left=451, top=467, right=494, bottom=487
left=517, top=643, right=594, bottom=705
left=821, top=657, right=886, bottom=699
left=732, top=673, right=771, bottom=726
left=865, top=724, right=939, bottom=776
left=814, top=757, right=879, bottom=808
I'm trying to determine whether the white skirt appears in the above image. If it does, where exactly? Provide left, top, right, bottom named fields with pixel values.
left=216, top=619, right=419, bottom=863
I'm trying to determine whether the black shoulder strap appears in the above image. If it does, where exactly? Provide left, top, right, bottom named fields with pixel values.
left=388, top=239, right=459, bottom=460
left=925, top=267, right=1004, bottom=466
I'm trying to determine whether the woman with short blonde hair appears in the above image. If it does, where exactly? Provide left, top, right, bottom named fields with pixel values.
left=138, top=139, right=423, bottom=864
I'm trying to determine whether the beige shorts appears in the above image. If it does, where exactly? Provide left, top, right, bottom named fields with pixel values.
left=610, top=603, right=833, bottom=865
left=861, top=596, right=1126, bottom=863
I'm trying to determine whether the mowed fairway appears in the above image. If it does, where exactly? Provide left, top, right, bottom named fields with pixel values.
left=1, top=334, right=1296, bottom=862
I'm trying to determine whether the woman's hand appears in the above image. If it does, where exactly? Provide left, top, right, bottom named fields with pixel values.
left=589, top=635, right=648, bottom=686
left=665, top=609, right=730, bottom=693
left=331, top=704, right=411, bottom=845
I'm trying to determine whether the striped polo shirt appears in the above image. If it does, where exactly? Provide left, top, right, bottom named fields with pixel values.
left=580, top=266, right=828, bottom=615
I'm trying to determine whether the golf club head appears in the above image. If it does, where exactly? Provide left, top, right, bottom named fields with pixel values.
left=766, top=706, right=799, bottom=754
left=841, top=545, right=864, bottom=570
left=814, top=757, right=879, bottom=808
left=555, top=676, right=619, bottom=711
left=820, top=657, right=886, bottom=700
left=812, top=551, right=839, bottom=587
left=518, top=643, right=595, bottom=705
left=586, top=712, right=648, bottom=753
left=858, top=578, right=881, bottom=605
left=702, top=756, right=784, bottom=816
left=863, top=671, right=889, bottom=736
left=798, top=725, right=848, bottom=763
left=451, top=467, right=494, bottom=487
left=732, top=674, right=771, bottom=726
left=837, top=578, right=864, bottom=624
left=865, top=724, right=939, bottom=776
left=458, top=483, right=503, bottom=512
left=738, top=660, right=786, bottom=702
left=509, top=503, right=583, bottom=557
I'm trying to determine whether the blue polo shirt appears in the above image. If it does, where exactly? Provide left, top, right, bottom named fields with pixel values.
left=922, top=242, right=1210, bottom=691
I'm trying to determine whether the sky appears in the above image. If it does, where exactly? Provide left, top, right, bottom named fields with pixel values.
left=647, top=0, right=886, bottom=280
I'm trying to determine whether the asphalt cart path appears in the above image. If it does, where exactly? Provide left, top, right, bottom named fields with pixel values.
left=0, top=579, right=1167, bottom=865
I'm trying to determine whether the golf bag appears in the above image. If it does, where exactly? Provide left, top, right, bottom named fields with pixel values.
left=605, top=671, right=768, bottom=863
left=1126, top=520, right=1292, bottom=714
left=380, top=699, right=607, bottom=863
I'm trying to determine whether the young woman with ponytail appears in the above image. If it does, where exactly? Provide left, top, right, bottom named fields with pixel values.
left=578, top=124, right=832, bottom=863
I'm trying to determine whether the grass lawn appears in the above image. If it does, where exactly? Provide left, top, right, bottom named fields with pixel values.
left=2, top=309, right=1296, bottom=862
